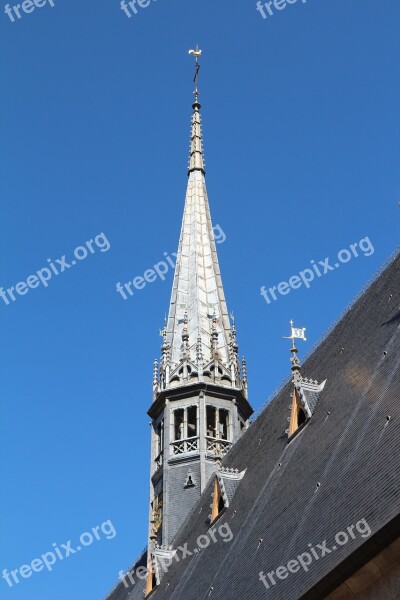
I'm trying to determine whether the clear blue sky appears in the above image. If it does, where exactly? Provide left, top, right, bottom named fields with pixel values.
left=0, top=0, right=399, bottom=598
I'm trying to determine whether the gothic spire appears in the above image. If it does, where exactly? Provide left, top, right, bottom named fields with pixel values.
left=164, top=50, right=233, bottom=378
left=146, top=50, right=254, bottom=564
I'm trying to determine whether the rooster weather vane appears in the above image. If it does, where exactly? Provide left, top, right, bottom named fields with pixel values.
left=188, top=46, right=202, bottom=97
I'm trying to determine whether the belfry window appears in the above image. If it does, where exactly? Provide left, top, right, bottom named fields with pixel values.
left=174, top=409, right=184, bottom=440
left=187, top=406, right=197, bottom=438
left=207, top=406, right=230, bottom=440
left=218, top=409, right=229, bottom=440
left=173, top=407, right=198, bottom=440
left=206, top=406, right=217, bottom=437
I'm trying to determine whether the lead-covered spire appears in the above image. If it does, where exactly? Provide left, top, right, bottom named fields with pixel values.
left=154, top=50, right=246, bottom=394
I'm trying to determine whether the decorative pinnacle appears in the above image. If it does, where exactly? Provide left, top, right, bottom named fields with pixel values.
left=196, top=333, right=204, bottom=364
left=181, top=311, right=190, bottom=355
left=153, top=359, right=158, bottom=383
left=230, top=320, right=238, bottom=353
left=161, top=315, right=168, bottom=351
left=242, top=356, right=248, bottom=382
left=160, top=314, right=170, bottom=371
left=283, top=320, right=307, bottom=383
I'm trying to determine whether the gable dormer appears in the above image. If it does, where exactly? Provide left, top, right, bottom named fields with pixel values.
left=288, top=377, right=326, bottom=437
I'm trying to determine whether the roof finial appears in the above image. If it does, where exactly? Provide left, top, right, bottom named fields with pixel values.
left=229, top=314, right=239, bottom=361
left=159, top=314, right=171, bottom=388
left=196, top=333, right=204, bottom=365
left=283, top=320, right=307, bottom=384
left=153, top=359, right=159, bottom=396
left=187, top=47, right=205, bottom=175
left=188, top=45, right=202, bottom=104
left=160, top=314, right=168, bottom=348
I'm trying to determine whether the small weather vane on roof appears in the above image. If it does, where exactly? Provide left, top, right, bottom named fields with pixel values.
left=283, top=320, right=307, bottom=383
left=283, top=320, right=307, bottom=347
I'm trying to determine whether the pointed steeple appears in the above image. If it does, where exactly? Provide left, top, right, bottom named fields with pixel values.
left=163, top=57, right=235, bottom=383
left=146, top=52, right=253, bottom=556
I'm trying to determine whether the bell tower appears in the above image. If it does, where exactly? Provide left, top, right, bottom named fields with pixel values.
left=146, top=50, right=253, bottom=562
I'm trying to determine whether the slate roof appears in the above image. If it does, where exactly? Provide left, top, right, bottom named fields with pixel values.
left=106, top=249, right=400, bottom=600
